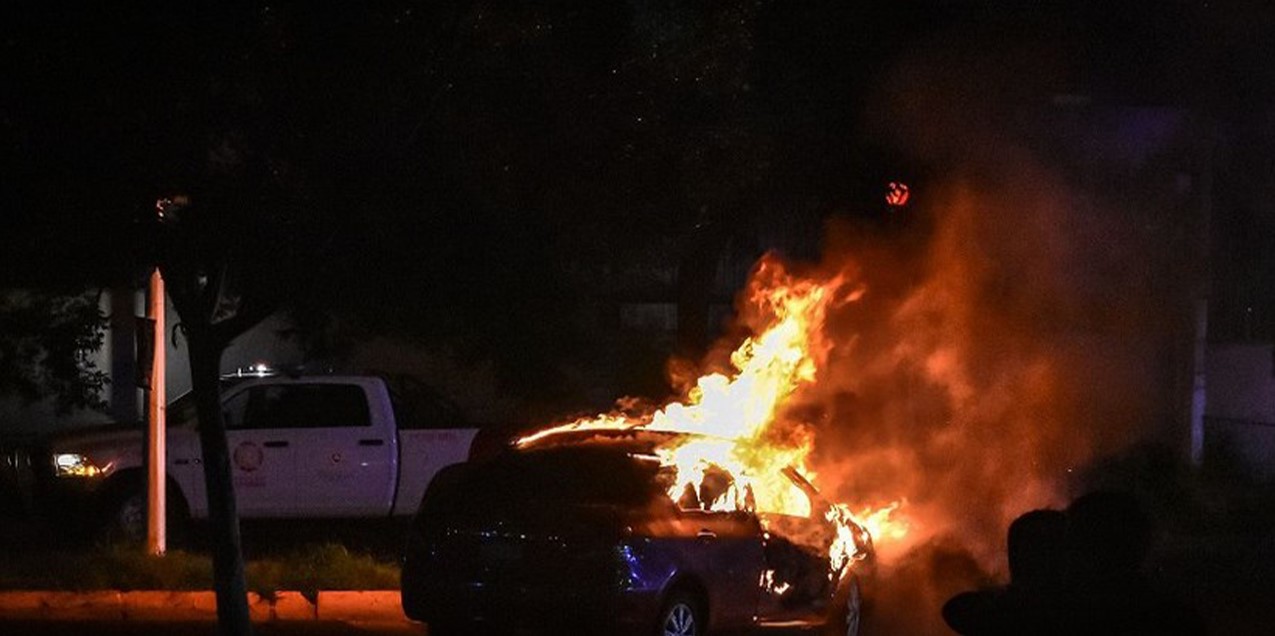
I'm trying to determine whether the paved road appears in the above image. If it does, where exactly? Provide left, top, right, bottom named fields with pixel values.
left=0, top=620, right=429, bottom=635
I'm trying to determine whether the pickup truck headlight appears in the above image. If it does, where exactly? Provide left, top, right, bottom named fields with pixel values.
left=53, top=453, right=104, bottom=478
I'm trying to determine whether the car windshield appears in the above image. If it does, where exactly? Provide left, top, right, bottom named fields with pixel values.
left=520, top=432, right=820, bottom=516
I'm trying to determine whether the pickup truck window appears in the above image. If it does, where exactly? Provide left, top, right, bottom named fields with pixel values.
left=227, top=384, right=372, bottom=430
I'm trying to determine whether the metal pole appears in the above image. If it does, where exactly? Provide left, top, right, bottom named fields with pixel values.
left=1190, top=298, right=1208, bottom=466
left=1189, top=123, right=1216, bottom=468
left=147, top=268, right=167, bottom=555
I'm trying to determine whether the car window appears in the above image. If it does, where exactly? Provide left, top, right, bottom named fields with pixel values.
left=228, top=384, right=371, bottom=430
left=668, top=463, right=755, bottom=513
left=754, top=474, right=812, bottom=517
left=466, top=449, right=663, bottom=508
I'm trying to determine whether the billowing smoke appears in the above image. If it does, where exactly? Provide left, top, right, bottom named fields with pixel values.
left=741, top=37, right=1192, bottom=632
left=794, top=168, right=1170, bottom=562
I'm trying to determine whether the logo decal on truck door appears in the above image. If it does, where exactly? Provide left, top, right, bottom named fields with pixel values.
left=233, top=441, right=264, bottom=472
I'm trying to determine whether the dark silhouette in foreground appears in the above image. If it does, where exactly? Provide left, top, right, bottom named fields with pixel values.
left=942, top=509, right=1067, bottom=634
left=943, top=492, right=1206, bottom=635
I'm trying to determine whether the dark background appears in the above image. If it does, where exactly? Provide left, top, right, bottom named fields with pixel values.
left=4, top=3, right=1275, bottom=634
left=2, top=0, right=1273, bottom=416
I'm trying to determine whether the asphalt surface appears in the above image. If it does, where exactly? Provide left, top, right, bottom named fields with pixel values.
left=0, top=620, right=428, bottom=635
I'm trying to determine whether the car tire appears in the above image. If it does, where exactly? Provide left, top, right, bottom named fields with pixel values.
left=102, top=486, right=189, bottom=547
left=657, top=592, right=703, bottom=636
left=825, top=575, right=863, bottom=636
left=103, top=490, right=147, bottom=544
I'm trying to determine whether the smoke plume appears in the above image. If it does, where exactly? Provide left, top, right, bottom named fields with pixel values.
left=756, top=37, right=1191, bottom=632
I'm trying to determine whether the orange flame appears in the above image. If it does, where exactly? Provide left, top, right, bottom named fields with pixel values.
left=518, top=256, right=909, bottom=563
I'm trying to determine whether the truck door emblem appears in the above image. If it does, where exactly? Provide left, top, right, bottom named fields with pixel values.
left=234, top=441, right=264, bottom=472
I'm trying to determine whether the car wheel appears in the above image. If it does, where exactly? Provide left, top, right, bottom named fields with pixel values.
left=826, top=576, right=862, bottom=636
left=657, top=592, right=702, bottom=636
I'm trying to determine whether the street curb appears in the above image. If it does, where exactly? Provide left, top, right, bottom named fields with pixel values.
left=316, top=591, right=400, bottom=622
left=0, top=590, right=406, bottom=623
left=0, top=591, right=124, bottom=621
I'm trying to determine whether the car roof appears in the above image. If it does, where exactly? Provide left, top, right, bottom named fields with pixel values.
left=514, top=426, right=704, bottom=455
left=511, top=425, right=826, bottom=495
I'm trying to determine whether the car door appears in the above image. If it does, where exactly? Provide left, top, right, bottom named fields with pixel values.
left=672, top=463, right=766, bottom=629
left=223, top=385, right=298, bottom=517
left=753, top=471, right=838, bottom=624
left=679, top=508, right=766, bottom=629
left=284, top=382, right=395, bottom=517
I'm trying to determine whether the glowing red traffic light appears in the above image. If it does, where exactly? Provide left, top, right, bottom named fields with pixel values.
left=886, top=182, right=910, bottom=207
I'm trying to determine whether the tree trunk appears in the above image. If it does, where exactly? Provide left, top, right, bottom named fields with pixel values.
left=188, top=330, right=253, bottom=636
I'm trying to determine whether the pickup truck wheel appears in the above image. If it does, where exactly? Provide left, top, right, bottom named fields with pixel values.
left=102, top=487, right=189, bottom=547
left=104, top=491, right=147, bottom=544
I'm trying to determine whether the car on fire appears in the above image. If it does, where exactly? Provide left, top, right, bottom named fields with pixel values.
left=401, top=428, right=875, bottom=635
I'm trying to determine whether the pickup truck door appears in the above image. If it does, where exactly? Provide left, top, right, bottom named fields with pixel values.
left=286, top=381, right=396, bottom=517
left=222, top=387, right=298, bottom=517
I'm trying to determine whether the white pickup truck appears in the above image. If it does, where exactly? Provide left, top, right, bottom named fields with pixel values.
left=34, top=374, right=487, bottom=539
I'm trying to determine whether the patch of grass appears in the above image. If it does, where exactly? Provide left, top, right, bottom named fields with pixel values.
left=245, top=543, right=400, bottom=599
left=0, top=543, right=399, bottom=593
left=0, top=545, right=213, bottom=591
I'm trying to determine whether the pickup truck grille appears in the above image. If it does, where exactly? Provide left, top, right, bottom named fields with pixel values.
left=0, top=443, right=38, bottom=516
left=3, top=446, right=33, bottom=470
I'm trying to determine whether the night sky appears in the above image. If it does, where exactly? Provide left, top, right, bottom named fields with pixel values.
left=5, top=7, right=1275, bottom=634
left=3, top=0, right=1274, bottom=407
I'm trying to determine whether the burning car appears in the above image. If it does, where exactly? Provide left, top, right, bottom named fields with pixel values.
left=401, top=427, right=875, bottom=635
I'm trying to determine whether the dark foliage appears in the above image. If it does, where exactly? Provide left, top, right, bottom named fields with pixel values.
left=0, top=291, right=109, bottom=414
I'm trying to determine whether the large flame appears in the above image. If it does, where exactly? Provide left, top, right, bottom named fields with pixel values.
left=517, top=256, right=908, bottom=564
